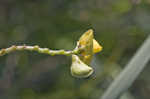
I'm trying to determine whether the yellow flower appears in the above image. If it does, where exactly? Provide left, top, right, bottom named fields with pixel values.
left=78, top=29, right=93, bottom=65
left=78, top=29, right=102, bottom=64
left=70, top=29, right=103, bottom=78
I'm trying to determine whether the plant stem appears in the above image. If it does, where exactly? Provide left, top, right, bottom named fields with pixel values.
left=101, top=35, right=150, bottom=99
left=0, top=45, right=81, bottom=56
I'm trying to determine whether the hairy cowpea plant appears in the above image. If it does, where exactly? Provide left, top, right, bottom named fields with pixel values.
left=0, top=29, right=102, bottom=78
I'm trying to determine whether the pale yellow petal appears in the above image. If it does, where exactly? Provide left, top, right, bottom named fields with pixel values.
left=93, top=39, right=103, bottom=53
left=71, top=55, right=93, bottom=78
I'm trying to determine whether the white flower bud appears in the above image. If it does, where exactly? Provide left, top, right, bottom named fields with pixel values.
left=71, top=55, right=93, bottom=78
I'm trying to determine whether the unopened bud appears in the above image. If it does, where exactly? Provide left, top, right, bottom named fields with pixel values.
left=71, top=55, right=93, bottom=78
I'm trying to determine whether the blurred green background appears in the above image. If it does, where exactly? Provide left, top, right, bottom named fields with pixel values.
left=0, top=0, right=150, bottom=99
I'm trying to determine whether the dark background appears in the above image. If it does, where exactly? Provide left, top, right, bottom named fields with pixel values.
left=0, top=0, right=150, bottom=99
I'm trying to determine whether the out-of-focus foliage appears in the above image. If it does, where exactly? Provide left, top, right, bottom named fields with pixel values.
left=0, top=0, right=150, bottom=99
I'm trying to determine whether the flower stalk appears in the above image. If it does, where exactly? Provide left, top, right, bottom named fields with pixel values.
left=0, top=45, right=82, bottom=56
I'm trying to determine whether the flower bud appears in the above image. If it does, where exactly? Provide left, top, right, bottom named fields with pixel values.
left=71, top=55, right=93, bottom=78
left=78, top=29, right=93, bottom=65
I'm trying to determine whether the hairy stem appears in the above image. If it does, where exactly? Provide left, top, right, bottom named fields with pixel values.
left=0, top=45, right=82, bottom=56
